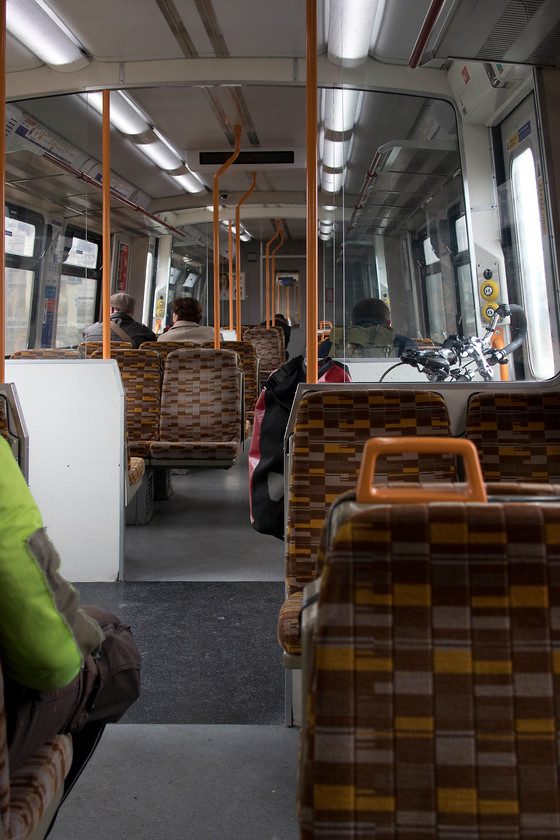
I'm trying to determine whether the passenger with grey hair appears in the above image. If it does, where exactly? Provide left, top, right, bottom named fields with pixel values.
left=83, top=292, right=155, bottom=348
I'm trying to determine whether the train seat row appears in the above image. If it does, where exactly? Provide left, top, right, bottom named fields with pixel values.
left=278, top=387, right=560, bottom=670
left=298, top=454, right=560, bottom=838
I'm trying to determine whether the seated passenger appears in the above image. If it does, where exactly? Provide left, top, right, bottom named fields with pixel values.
left=83, top=292, right=156, bottom=348
left=157, top=297, right=215, bottom=344
left=319, top=297, right=415, bottom=359
left=0, top=436, right=141, bottom=830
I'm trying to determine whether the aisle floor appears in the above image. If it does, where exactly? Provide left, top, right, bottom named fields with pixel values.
left=48, top=446, right=299, bottom=840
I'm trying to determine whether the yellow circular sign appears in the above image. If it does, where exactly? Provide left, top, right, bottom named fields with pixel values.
left=482, top=303, right=497, bottom=323
left=480, top=279, right=498, bottom=301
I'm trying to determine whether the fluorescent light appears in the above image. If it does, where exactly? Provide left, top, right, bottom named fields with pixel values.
left=170, top=172, right=206, bottom=194
left=7, top=0, right=89, bottom=71
left=322, top=88, right=361, bottom=133
left=321, top=168, right=343, bottom=193
left=322, top=136, right=349, bottom=171
left=327, top=0, right=379, bottom=67
left=83, top=92, right=149, bottom=136
left=137, top=139, right=183, bottom=170
left=240, top=232, right=252, bottom=242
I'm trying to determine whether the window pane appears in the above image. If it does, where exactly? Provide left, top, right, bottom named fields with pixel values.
left=56, top=275, right=98, bottom=346
left=5, top=217, right=36, bottom=257
left=5, top=268, right=34, bottom=353
left=455, top=215, right=468, bottom=253
left=64, top=237, right=99, bottom=269
left=511, top=147, right=555, bottom=379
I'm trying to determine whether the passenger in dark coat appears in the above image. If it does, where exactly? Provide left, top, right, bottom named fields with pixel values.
left=83, top=292, right=155, bottom=348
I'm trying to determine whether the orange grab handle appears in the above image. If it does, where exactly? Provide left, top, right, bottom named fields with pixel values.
left=356, top=437, right=487, bottom=504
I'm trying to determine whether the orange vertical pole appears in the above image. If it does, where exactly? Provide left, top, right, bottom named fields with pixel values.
left=228, top=221, right=234, bottom=330
left=0, top=0, right=5, bottom=379
left=306, top=0, right=318, bottom=383
left=271, top=231, right=285, bottom=321
left=102, top=90, right=111, bottom=360
left=265, top=221, right=280, bottom=328
left=492, top=328, right=510, bottom=381
left=235, top=172, right=257, bottom=339
left=213, top=124, right=242, bottom=348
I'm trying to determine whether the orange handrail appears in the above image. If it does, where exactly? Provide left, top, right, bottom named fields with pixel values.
left=102, top=90, right=112, bottom=360
left=228, top=221, right=234, bottom=330
left=306, top=0, right=318, bottom=383
left=213, top=124, right=242, bottom=348
left=265, top=221, right=281, bottom=328
left=271, top=230, right=285, bottom=324
left=356, top=437, right=487, bottom=504
left=491, top=327, right=510, bottom=381
left=235, top=172, right=257, bottom=338
left=0, top=0, right=5, bottom=380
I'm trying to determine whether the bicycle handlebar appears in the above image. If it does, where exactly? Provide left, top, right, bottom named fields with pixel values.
left=399, top=303, right=527, bottom=382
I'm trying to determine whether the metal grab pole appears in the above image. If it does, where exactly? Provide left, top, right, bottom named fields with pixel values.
left=102, top=90, right=111, bottom=360
left=265, top=221, right=280, bottom=328
left=213, top=125, right=242, bottom=348
left=0, top=0, right=5, bottom=379
left=306, top=0, right=318, bottom=383
left=235, top=172, right=257, bottom=339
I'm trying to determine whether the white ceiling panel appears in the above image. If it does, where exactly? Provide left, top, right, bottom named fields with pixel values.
left=209, top=0, right=306, bottom=58
left=47, top=0, right=185, bottom=62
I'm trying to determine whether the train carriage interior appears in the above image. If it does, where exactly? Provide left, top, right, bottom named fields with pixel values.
left=3, top=0, right=560, bottom=837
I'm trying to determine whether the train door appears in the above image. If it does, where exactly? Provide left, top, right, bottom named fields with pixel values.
left=498, top=94, right=560, bottom=380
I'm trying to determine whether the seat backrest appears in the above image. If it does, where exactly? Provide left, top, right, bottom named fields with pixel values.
left=242, top=327, right=284, bottom=376
left=77, top=340, right=132, bottom=357
left=10, top=349, right=80, bottom=359
left=286, top=388, right=454, bottom=594
left=466, top=390, right=560, bottom=481
left=91, top=349, right=161, bottom=453
left=159, top=348, right=241, bottom=443
left=0, top=656, right=73, bottom=839
left=203, top=340, right=259, bottom=424
left=299, top=500, right=560, bottom=839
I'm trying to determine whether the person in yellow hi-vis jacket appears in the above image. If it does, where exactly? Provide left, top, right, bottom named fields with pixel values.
left=0, top=436, right=141, bottom=828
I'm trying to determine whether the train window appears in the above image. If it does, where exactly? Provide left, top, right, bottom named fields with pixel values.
left=56, top=226, right=102, bottom=347
left=511, top=147, right=555, bottom=379
left=64, top=236, right=99, bottom=269
left=5, top=217, right=36, bottom=257
left=5, top=268, right=34, bottom=354
left=4, top=204, right=46, bottom=353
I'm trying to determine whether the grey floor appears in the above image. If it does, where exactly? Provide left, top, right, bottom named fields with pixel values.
left=48, top=445, right=300, bottom=840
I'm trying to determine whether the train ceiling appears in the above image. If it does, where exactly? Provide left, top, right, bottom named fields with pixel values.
left=5, top=0, right=560, bottom=247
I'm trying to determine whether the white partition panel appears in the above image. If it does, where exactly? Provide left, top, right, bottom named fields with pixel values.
left=5, top=360, right=125, bottom=582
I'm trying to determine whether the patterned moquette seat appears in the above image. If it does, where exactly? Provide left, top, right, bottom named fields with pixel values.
left=465, top=390, right=560, bottom=482
left=10, top=349, right=80, bottom=358
left=92, top=348, right=161, bottom=458
left=204, top=340, right=259, bottom=430
left=242, top=327, right=285, bottom=382
left=278, top=388, right=454, bottom=659
left=149, top=348, right=241, bottom=467
left=77, top=341, right=132, bottom=357
left=0, top=658, right=73, bottom=840
left=299, top=500, right=560, bottom=839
